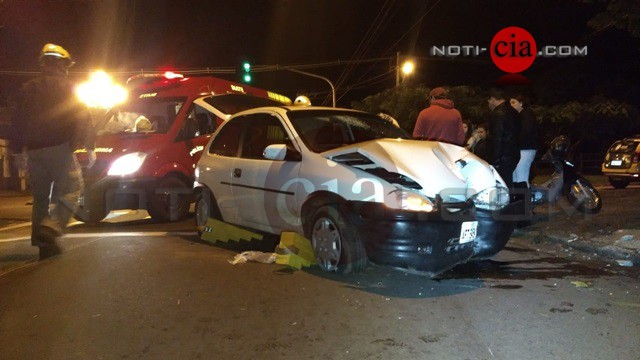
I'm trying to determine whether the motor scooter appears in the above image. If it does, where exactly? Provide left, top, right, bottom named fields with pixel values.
left=530, top=136, right=602, bottom=214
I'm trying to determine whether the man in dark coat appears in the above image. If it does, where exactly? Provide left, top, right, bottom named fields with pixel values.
left=486, top=88, right=520, bottom=189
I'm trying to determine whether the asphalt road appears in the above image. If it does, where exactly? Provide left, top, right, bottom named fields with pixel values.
left=0, top=190, right=639, bottom=359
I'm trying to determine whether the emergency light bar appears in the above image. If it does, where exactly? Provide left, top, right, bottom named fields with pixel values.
left=126, top=72, right=186, bottom=85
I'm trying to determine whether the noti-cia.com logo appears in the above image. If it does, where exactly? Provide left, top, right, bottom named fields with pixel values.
left=430, top=26, right=588, bottom=74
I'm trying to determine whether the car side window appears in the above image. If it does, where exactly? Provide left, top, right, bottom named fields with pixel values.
left=238, top=113, right=290, bottom=159
left=183, top=105, right=219, bottom=140
left=209, top=120, right=243, bottom=157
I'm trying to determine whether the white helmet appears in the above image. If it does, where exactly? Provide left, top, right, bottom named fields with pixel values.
left=294, top=95, right=311, bottom=107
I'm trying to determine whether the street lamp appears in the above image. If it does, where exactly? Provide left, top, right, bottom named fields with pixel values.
left=395, top=52, right=416, bottom=86
left=401, top=60, right=415, bottom=76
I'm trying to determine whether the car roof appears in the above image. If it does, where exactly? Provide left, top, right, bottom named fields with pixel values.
left=231, top=105, right=368, bottom=118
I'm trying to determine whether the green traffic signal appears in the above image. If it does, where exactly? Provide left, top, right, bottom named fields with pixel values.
left=240, top=61, right=252, bottom=83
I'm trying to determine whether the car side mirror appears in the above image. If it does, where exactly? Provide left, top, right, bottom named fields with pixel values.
left=263, top=144, right=301, bottom=161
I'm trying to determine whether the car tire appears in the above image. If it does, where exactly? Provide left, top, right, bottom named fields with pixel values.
left=195, top=189, right=222, bottom=236
left=73, top=206, right=107, bottom=225
left=73, top=193, right=107, bottom=224
left=306, top=205, right=367, bottom=273
left=566, top=180, right=603, bottom=214
left=609, top=177, right=629, bottom=189
left=148, top=176, right=192, bottom=222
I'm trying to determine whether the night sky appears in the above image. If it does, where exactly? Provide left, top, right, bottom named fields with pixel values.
left=1, top=0, right=638, bottom=106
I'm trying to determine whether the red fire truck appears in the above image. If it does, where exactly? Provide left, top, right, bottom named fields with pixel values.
left=74, top=72, right=291, bottom=223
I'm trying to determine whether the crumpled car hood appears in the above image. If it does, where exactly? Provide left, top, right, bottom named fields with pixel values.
left=323, top=138, right=503, bottom=199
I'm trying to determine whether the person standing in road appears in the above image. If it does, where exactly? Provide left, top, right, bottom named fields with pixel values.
left=413, top=87, right=465, bottom=146
left=11, top=43, right=95, bottom=260
left=510, top=94, right=539, bottom=188
left=486, top=88, right=520, bottom=189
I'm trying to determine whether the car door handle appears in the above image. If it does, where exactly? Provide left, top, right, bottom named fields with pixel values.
left=233, top=168, right=242, bottom=178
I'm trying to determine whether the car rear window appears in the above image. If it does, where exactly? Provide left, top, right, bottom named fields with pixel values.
left=608, top=139, right=640, bottom=154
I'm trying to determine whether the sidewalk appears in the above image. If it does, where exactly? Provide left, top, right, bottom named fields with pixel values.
left=515, top=227, right=640, bottom=267
left=0, top=189, right=31, bottom=198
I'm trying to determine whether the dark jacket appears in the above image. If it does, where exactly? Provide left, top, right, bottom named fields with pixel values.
left=518, top=107, right=538, bottom=150
left=489, top=101, right=520, bottom=166
left=471, top=137, right=490, bottom=161
left=12, top=73, right=93, bottom=152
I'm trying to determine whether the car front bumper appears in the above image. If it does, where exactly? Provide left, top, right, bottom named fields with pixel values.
left=472, top=202, right=519, bottom=260
left=347, top=201, right=477, bottom=276
left=81, top=176, right=160, bottom=213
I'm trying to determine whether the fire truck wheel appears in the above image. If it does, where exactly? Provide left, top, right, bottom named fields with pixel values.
left=73, top=193, right=107, bottom=224
left=148, top=176, right=192, bottom=222
left=73, top=206, right=107, bottom=225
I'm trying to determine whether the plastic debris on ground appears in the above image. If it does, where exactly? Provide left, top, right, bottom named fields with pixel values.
left=570, top=281, right=592, bottom=288
left=229, top=251, right=276, bottom=265
left=620, top=235, right=634, bottom=242
left=615, top=260, right=634, bottom=267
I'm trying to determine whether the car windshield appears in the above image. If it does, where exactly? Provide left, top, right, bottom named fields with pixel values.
left=203, top=94, right=284, bottom=116
left=288, top=109, right=410, bottom=153
left=95, top=97, right=185, bottom=135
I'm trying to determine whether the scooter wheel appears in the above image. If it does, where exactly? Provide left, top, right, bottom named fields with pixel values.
left=566, top=181, right=602, bottom=214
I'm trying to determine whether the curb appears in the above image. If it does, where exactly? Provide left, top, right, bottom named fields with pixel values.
left=515, top=229, right=640, bottom=267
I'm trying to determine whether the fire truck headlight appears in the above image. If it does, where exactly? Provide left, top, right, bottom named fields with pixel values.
left=108, top=152, right=147, bottom=176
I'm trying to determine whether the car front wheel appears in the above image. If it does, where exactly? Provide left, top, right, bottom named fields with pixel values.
left=195, top=190, right=222, bottom=235
left=307, top=205, right=367, bottom=273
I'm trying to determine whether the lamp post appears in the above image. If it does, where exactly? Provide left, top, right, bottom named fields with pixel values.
left=285, top=68, right=336, bottom=107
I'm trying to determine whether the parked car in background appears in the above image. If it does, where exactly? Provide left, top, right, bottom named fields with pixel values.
left=602, top=135, right=640, bottom=189
left=194, top=106, right=518, bottom=276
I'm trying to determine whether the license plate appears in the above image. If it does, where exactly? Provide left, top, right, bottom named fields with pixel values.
left=611, top=159, right=622, bottom=166
left=460, top=221, right=478, bottom=244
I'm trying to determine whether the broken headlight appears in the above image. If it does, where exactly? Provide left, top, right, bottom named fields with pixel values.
left=470, top=186, right=509, bottom=210
left=387, top=189, right=436, bottom=212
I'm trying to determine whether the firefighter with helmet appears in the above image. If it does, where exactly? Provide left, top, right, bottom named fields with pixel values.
left=11, top=43, right=96, bottom=260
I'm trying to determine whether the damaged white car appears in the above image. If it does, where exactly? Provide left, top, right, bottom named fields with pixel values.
left=194, top=107, right=517, bottom=276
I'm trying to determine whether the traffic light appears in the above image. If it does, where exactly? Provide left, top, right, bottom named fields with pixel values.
left=240, top=61, right=252, bottom=83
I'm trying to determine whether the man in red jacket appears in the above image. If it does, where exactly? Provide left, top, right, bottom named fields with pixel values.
left=412, top=87, right=465, bottom=145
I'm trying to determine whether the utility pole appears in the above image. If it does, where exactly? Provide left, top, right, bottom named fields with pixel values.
left=395, top=52, right=401, bottom=87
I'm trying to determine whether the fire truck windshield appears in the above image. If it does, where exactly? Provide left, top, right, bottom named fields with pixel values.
left=96, top=97, right=186, bottom=135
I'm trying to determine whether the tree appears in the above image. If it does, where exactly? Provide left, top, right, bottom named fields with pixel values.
left=351, top=83, right=429, bottom=131
left=353, top=84, right=639, bottom=156
left=588, top=0, right=640, bottom=39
